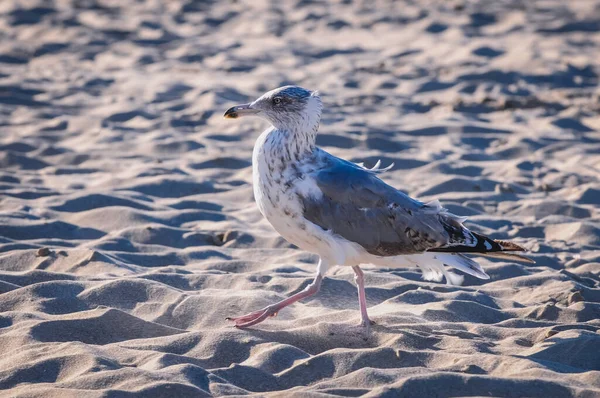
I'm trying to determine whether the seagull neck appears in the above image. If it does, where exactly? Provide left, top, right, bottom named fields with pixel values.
left=270, top=125, right=318, bottom=163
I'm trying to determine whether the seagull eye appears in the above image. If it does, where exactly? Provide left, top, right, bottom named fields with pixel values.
left=273, top=97, right=282, bottom=105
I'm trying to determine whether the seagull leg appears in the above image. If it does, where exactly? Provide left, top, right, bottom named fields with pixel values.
left=352, top=265, right=374, bottom=327
left=227, top=259, right=328, bottom=328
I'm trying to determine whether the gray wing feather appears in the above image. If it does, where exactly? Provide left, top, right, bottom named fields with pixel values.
left=301, top=155, right=474, bottom=256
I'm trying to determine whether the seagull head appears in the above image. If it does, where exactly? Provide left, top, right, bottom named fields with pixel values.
left=224, top=85, right=322, bottom=131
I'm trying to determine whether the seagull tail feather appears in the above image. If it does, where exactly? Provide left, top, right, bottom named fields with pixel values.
left=436, top=253, right=490, bottom=280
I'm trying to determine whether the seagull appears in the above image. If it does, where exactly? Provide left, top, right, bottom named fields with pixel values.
left=223, top=86, right=532, bottom=329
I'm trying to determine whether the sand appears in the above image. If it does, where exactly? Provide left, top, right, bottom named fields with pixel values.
left=0, top=0, right=599, bottom=396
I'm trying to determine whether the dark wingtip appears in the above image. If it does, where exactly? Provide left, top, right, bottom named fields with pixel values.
left=223, top=107, right=238, bottom=119
left=496, top=240, right=527, bottom=252
left=480, top=252, right=536, bottom=264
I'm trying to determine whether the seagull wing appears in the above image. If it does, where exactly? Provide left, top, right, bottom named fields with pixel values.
left=301, top=154, right=518, bottom=257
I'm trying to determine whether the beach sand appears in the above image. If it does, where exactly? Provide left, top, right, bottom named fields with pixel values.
left=0, top=0, right=599, bottom=396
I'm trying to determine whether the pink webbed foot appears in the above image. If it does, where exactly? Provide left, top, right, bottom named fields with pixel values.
left=226, top=305, right=278, bottom=328
left=359, top=319, right=376, bottom=327
left=227, top=271, right=325, bottom=329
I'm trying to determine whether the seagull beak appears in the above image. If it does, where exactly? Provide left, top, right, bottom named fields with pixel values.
left=224, top=103, right=260, bottom=119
